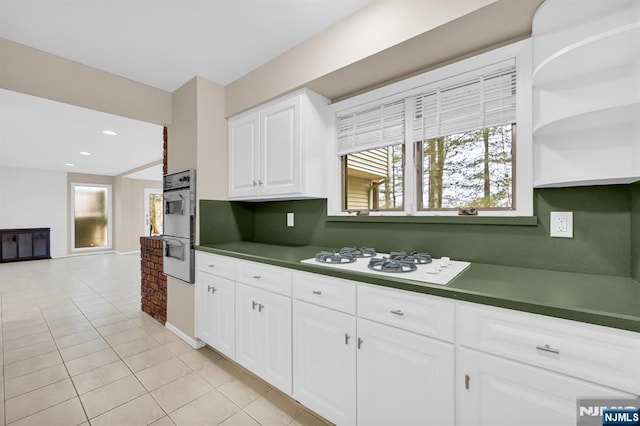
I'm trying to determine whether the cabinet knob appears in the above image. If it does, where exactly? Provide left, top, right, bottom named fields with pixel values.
left=344, top=333, right=351, bottom=345
left=258, top=303, right=264, bottom=312
left=253, top=181, right=257, bottom=187
left=390, top=309, right=404, bottom=316
left=357, top=337, right=363, bottom=350
left=312, top=290, right=322, bottom=295
left=208, top=264, right=215, bottom=268
left=207, top=285, right=216, bottom=294
left=252, top=275, right=261, bottom=279
left=252, top=301, right=258, bottom=310
left=258, top=180, right=263, bottom=186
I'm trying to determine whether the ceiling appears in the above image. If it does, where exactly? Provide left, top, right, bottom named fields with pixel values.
left=0, top=0, right=373, bottom=180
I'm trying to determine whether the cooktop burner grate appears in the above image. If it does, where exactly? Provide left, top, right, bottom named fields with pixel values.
left=389, top=251, right=432, bottom=264
left=367, top=257, right=418, bottom=273
left=315, top=251, right=357, bottom=264
left=339, top=247, right=377, bottom=258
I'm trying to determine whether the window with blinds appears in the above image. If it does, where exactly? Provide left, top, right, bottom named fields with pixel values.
left=337, top=56, right=520, bottom=214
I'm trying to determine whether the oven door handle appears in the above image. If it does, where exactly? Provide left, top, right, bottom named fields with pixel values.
left=164, top=193, right=185, bottom=215
left=163, top=237, right=185, bottom=261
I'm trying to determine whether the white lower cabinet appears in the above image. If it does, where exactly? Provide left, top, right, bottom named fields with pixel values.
left=357, top=318, right=455, bottom=426
left=293, top=300, right=356, bottom=426
left=457, top=348, right=633, bottom=426
left=235, top=282, right=292, bottom=394
left=196, top=272, right=235, bottom=359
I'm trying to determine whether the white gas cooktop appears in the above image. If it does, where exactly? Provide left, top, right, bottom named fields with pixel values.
left=301, top=254, right=470, bottom=286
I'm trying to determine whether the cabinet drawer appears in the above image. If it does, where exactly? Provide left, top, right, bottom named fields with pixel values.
left=196, top=252, right=235, bottom=279
left=292, top=271, right=356, bottom=314
left=236, top=260, right=292, bottom=296
left=457, top=303, right=640, bottom=394
left=357, top=284, right=454, bottom=342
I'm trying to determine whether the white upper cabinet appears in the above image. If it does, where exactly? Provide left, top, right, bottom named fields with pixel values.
left=532, top=0, right=640, bottom=188
left=228, top=88, right=329, bottom=200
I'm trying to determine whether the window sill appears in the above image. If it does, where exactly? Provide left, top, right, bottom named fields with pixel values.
left=326, top=215, right=538, bottom=226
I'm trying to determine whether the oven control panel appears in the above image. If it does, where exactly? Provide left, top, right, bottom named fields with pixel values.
left=163, top=169, right=195, bottom=191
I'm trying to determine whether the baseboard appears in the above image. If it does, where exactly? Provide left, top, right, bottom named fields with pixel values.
left=115, top=250, right=141, bottom=255
left=165, top=322, right=206, bottom=349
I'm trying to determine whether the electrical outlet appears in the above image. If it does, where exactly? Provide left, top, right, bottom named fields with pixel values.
left=550, top=212, right=573, bottom=238
left=287, top=212, right=294, bottom=227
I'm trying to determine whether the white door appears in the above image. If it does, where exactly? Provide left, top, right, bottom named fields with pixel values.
left=144, top=188, right=163, bottom=236
left=293, top=300, right=356, bottom=426
left=260, top=96, right=301, bottom=196
left=457, top=348, right=634, bottom=426
left=196, top=274, right=216, bottom=346
left=235, top=283, right=263, bottom=375
left=357, top=318, right=455, bottom=426
left=207, top=275, right=235, bottom=360
left=260, top=289, right=293, bottom=394
left=229, top=113, right=260, bottom=198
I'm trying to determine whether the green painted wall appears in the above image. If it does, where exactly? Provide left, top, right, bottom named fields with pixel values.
left=201, top=185, right=635, bottom=277
left=631, top=183, right=640, bottom=281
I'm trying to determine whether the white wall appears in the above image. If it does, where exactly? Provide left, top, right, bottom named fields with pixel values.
left=0, top=166, right=67, bottom=258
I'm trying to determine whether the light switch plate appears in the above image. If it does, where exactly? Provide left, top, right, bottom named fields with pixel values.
left=287, top=212, right=294, bottom=227
left=550, top=211, right=573, bottom=238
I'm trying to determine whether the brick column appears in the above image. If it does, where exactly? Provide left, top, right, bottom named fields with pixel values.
left=140, top=236, right=167, bottom=324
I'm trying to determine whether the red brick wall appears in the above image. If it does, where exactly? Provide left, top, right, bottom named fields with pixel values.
left=163, top=126, right=168, bottom=175
left=140, top=236, right=167, bottom=324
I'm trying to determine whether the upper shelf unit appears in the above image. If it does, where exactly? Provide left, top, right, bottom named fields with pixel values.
left=531, top=0, right=640, bottom=188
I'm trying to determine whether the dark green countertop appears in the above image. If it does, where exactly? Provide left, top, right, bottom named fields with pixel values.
left=196, top=242, right=640, bottom=333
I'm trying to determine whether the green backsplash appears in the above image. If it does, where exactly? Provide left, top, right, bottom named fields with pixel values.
left=631, top=182, right=640, bottom=281
left=200, top=185, right=636, bottom=277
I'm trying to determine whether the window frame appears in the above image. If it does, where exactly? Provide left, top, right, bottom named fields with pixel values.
left=327, top=39, right=532, bottom=217
left=70, top=182, right=113, bottom=252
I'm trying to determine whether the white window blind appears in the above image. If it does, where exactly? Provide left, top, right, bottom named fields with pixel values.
left=337, top=99, right=405, bottom=155
left=413, top=60, right=516, bottom=142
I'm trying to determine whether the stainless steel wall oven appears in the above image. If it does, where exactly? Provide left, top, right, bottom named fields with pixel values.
left=162, top=170, right=195, bottom=283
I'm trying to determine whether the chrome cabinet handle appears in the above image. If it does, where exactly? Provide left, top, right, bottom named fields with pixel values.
left=253, top=275, right=261, bottom=279
left=536, top=344, right=560, bottom=354
left=207, top=285, right=216, bottom=294
left=258, top=303, right=264, bottom=312
left=345, top=333, right=350, bottom=345
left=357, top=337, right=363, bottom=350
left=252, top=301, right=258, bottom=310
left=208, top=264, right=215, bottom=267
left=312, top=290, right=322, bottom=295
left=465, top=374, right=471, bottom=390
left=258, top=180, right=263, bottom=186
left=253, top=181, right=257, bottom=187
left=390, top=309, right=404, bottom=316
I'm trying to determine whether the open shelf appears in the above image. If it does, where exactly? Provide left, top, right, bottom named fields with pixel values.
left=533, top=22, right=640, bottom=86
left=533, top=102, right=640, bottom=137
left=532, top=0, right=633, bottom=34
left=534, top=174, right=640, bottom=189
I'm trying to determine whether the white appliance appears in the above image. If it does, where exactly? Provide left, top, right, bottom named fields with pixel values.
left=301, top=249, right=470, bottom=286
left=162, top=170, right=195, bottom=283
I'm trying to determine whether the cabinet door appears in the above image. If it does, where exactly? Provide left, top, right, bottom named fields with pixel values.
left=293, top=301, right=356, bottom=426
left=235, top=283, right=263, bottom=374
left=357, top=318, right=454, bottom=426
left=197, top=273, right=235, bottom=359
left=260, top=289, right=292, bottom=394
left=457, top=348, right=633, bottom=426
left=229, top=113, right=260, bottom=198
left=259, top=96, right=301, bottom=196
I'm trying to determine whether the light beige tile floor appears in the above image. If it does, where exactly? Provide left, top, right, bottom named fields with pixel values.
left=0, top=253, right=333, bottom=425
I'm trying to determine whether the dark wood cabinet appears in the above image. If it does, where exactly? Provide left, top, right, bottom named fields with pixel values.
left=0, top=228, right=50, bottom=263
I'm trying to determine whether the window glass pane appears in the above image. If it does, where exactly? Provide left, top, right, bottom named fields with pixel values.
left=420, top=124, right=513, bottom=210
left=343, top=144, right=404, bottom=211
left=74, top=186, right=108, bottom=248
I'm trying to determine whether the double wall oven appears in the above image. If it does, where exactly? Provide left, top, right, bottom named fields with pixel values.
left=162, top=169, right=195, bottom=283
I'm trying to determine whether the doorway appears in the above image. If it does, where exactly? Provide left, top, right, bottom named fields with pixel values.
left=144, top=188, right=163, bottom=236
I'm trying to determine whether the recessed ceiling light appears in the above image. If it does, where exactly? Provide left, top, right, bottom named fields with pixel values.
left=80, top=151, right=91, bottom=156
left=102, top=130, right=118, bottom=136
left=65, top=163, right=74, bottom=167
